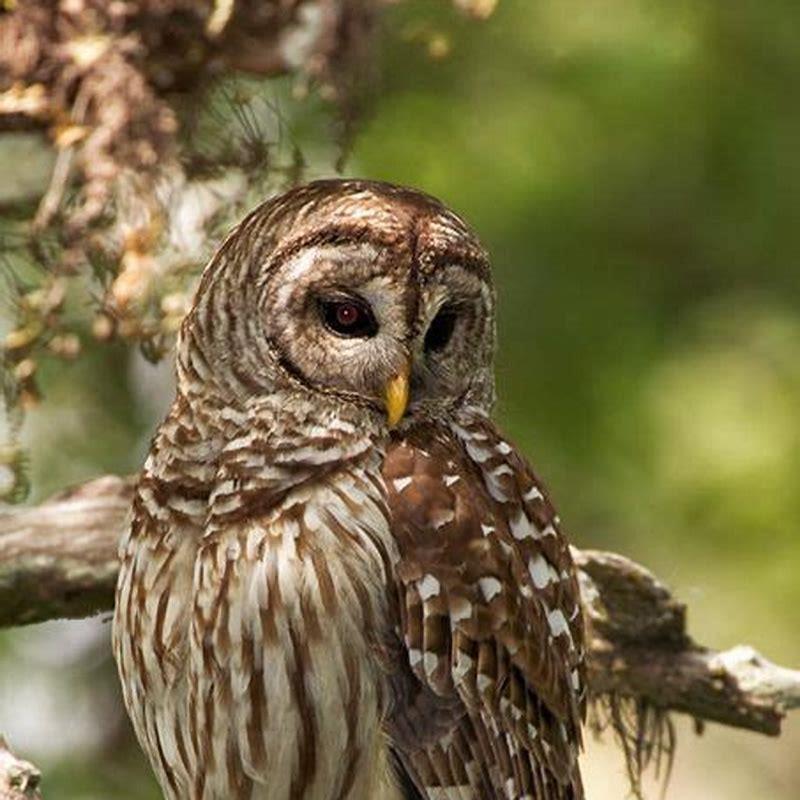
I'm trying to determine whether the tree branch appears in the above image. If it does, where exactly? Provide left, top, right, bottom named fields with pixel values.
left=1, top=477, right=798, bottom=740
left=0, top=738, right=41, bottom=800
left=0, top=476, right=130, bottom=627
left=574, top=550, right=800, bottom=735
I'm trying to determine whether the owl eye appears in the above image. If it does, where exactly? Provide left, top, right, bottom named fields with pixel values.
left=320, top=297, right=378, bottom=338
left=424, top=306, right=458, bottom=353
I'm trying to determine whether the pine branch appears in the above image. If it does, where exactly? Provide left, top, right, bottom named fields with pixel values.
left=1, top=476, right=798, bottom=741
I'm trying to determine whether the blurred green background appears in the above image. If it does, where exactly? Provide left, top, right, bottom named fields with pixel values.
left=1, top=0, right=799, bottom=797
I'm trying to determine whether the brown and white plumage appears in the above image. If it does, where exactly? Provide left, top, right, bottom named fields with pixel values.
left=113, top=179, right=586, bottom=800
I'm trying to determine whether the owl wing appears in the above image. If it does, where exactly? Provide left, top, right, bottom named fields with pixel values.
left=384, top=414, right=586, bottom=800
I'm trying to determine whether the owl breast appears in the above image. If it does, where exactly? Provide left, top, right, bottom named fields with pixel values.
left=115, top=417, right=407, bottom=800
left=192, top=470, right=405, bottom=800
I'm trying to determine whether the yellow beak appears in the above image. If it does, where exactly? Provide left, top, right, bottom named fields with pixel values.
left=384, top=364, right=410, bottom=428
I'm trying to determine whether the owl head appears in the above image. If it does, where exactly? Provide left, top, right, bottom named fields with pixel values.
left=178, top=179, right=496, bottom=427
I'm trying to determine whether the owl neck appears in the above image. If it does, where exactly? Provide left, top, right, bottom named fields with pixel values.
left=141, top=387, right=386, bottom=529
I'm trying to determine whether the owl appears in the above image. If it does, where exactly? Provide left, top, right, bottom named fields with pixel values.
left=113, top=179, right=586, bottom=800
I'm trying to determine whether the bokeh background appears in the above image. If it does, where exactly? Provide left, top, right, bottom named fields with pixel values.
left=1, top=0, right=799, bottom=797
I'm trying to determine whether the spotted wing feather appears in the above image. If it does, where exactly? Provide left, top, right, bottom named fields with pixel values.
left=384, top=412, right=586, bottom=800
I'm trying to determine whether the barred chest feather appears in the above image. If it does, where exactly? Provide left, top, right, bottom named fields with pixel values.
left=193, top=475, right=405, bottom=800
left=114, top=397, right=406, bottom=800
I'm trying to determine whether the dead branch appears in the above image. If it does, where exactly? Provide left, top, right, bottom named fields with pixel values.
left=0, top=738, right=41, bottom=800
left=0, top=476, right=128, bottom=626
left=574, top=550, right=800, bottom=735
left=1, top=476, right=798, bottom=740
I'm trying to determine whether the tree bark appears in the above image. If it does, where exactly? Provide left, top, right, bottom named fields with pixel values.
left=0, top=738, right=41, bottom=800
left=0, top=476, right=130, bottom=626
left=1, top=476, right=799, bottom=742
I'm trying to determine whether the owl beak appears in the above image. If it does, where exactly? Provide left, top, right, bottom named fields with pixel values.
left=384, top=363, right=410, bottom=428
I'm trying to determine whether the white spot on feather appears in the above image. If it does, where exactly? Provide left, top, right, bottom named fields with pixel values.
left=450, top=596, right=473, bottom=622
left=547, top=608, right=570, bottom=638
left=478, top=577, right=502, bottom=601
left=392, top=476, right=413, bottom=493
left=483, top=470, right=510, bottom=502
left=528, top=554, right=559, bottom=588
left=443, top=474, right=460, bottom=487
left=510, top=511, right=538, bottom=541
left=465, top=439, right=492, bottom=464
left=418, top=573, right=441, bottom=600
left=216, top=479, right=236, bottom=496
left=523, top=486, right=543, bottom=502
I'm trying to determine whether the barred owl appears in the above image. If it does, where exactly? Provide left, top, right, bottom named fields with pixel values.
left=113, top=179, right=586, bottom=800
